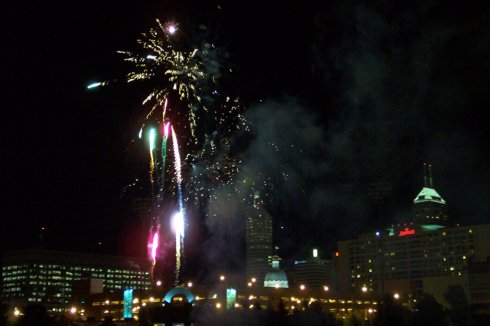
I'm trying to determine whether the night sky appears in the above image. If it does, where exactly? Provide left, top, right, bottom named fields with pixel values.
left=3, top=1, right=490, bottom=277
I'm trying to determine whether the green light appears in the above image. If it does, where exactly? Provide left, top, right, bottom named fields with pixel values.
left=226, top=288, right=236, bottom=310
left=86, top=82, right=102, bottom=89
left=421, top=225, right=445, bottom=231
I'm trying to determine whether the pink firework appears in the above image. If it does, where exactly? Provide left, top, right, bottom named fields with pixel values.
left=148, top=226, right=160, bottom=262
left=163, top=122, right=171, bottom=139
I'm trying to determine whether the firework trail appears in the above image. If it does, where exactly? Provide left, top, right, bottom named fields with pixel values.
left=159, top=122, right=170, bottom=194
left=171, top=126, right=184, bottom=213
left=148, top=128, right=157, bottom=194
left=172, top=211, right=184, bottom=286
left=170, top=126, right=186, bottom=285
left=148, top=224, right=160, bottom=281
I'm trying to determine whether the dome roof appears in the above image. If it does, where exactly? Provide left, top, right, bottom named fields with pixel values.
left=264, top=270, right=288, bottom=282
left=264, top=270, right=289, bottom=288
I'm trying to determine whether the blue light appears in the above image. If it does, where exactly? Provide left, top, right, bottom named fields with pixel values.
left=123, top=288, right=133, bottom=319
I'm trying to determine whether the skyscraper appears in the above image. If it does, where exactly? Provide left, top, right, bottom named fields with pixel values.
left=413, top=163, right=448, bottom=225
left=246, top=191, right=273, bottom=284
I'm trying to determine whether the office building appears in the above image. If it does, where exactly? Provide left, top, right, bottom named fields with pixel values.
left=290, top=249, right=333, bottom=290
left=335, top=223, right=490, bottom=296
left=1, top=249, right=151, bottom=313
left=246, top=191, right=273, bottom=284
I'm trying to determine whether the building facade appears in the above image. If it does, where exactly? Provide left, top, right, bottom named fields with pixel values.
left=290, top=250, right=333, bottom=290
left=335, top=223, right=490, bottom=297
left=1, top=249, right=151, bottom=313
left=246, top=192, right=273, bottom=284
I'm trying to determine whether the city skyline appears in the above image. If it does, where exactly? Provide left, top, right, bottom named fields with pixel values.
left=3, top=0, right=490, bottom=269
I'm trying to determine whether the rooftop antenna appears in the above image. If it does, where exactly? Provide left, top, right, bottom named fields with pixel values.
left=423, top=163, right=428, bottom=187
left=39, top=225, right=46, bottom=249
left=428, top=163, right=433, bottom=188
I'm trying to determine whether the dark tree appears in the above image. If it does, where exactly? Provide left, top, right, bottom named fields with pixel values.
left=411, top=293, right=449, bottom=326
left=0, top=303, right=7, bottom=326
left=16, top=304, right=52, bottom=326
left=444, top=285, right=471, bottom=326
left=373, top=295, right=410, bottom=326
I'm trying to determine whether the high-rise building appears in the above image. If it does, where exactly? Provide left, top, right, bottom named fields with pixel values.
left=1, top=249, right=151, bottom=314
left=246, top=192, right=273, bottom=284
left=290, top=249, right=333, bottom=290
left=335, top=223, right=490, bottom=297
left=412, top=163, right=448, bottom=225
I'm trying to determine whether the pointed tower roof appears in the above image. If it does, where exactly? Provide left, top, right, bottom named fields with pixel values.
left=413, top=163, right=446, bottom=204
left=413, top=187, right=446, bottom=204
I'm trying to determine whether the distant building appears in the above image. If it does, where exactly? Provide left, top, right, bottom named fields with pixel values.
left=335, top=223, right=490, bottom=298
left=290, top=249, right=333, bottom=290
left=468, top=260, right=490, bottom=315
left=1, top=249, right=151, bottom=314
left=246, top=192, right=273, bottom=284
left=412, top=163, right=448, bottom=225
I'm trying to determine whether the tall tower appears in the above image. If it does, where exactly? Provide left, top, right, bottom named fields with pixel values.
left=413, top=163, right=448, bottom=225
left=246, top=191, right=273, bottom=284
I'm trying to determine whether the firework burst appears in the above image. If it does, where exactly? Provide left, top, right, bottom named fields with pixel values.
left=118, top=19, right=250, bottom=207
left=118, top=19, right=205, bottom=138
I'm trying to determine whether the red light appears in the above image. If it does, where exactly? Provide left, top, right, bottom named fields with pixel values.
left=399, top=228, right=416, bottom=237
